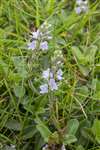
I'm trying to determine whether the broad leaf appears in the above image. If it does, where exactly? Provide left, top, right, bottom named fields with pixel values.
left=63, top=134, right=77, bottom=145
left=92, top=119, right=100, bottom=144
left=5, top=119, right=21, bottom=131
left=72, top=46, right=85, bottom=63
left=22, top=126, right=37, bottom=140
left=35, top=118, right=52, bottom=142
left=66, top=119, right=79, bottom=135
left=13, top=85, right=25, bottom=98
left=77, top=145, right=85, bottom=150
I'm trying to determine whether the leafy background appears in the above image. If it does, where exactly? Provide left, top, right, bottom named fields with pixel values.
left=0, top=0, right=100, bottom=150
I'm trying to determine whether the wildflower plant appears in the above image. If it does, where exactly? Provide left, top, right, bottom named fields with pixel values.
left=27, top=21, right=63, bottom=95
left=0, top=1, right=100, bottom=150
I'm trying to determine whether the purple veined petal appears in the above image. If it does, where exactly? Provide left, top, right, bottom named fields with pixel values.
left=49, top=78, right=58, bottom=91
left=28, top=40, right=37, bottom=50
left=57, top=69, right=63, bottom=80
left=40, top=84, right=48, bottom=94
left=42, top=68, right=50, bottom=79
left=40, top=41, right=48, bottom=51
left=75, top=6, right=82, bottom=14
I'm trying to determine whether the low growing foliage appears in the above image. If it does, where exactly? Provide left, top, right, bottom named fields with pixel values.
left=0, top=0, right=100, bottom=150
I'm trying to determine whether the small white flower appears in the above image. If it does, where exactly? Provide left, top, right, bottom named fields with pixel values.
left=48, top=24, right=52, bottom=28
left=57, top=69, right=63, bottom=80
left=57, top=61, right=62, bottom=65
left=47, top=36, right=52, bottom=40
left=40, top=41, right=48, bottom=51
left=61, top=145, right=66, bottom=150
left=11, top=145, right=16, bottom=148
left=42, top=144, right=48, bottom=150
left=10, top=144, right=16, bottom=150
left=49, top=78, right=58, bottom=91
left=84, top=0, right=88, bottom=4
left=28, top=40, right=37, bottom=50
left=40, top=84, right=48, bottom=94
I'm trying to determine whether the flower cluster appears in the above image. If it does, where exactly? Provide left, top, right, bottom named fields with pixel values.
left=40, top=68, right=63, bottom=94
left=28, top=22, right=52, bottom=51
left=51, top=50, right=64, bottom=68
left=75, top=0, right=88, bottom=14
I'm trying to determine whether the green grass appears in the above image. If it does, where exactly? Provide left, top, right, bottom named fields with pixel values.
left=0, top=0, right=100, bottom=150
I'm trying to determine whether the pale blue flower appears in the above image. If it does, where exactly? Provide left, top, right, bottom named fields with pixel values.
left=57, top=69, right=63, bottom=80
left=49, top=78, right=58, bottom=91
left=42, top=68, right=50, bottom=79
left=28, top=40, right=37, bottom=50
left=40, top=41, right=48, bottom=51
left=50, top=72, right=53, bottom=78
left=32, top=30, right=40, bottom=39
left=40, top=84, right=48, bottom=94
left=42, top=68, right=53, bottom=80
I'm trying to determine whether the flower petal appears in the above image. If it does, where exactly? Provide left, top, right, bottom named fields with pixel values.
left=57, top=69, right=63, bottom=80
left=49, top=79, right=58, bottom=91
left=40, top=84, right=48, bottom=94
left=40, top=41, right=48, bottom=51
left=28, top=40, right=37, bottom=50
left=42, top=68, right=50, bottom=79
